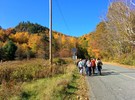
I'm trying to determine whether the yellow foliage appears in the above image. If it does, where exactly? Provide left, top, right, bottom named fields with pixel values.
left=10, top=32, right=30, bottom=43
left=53, top=33, right=59, bottom=39
left=69, top=37, right=77, bottom=47
left=61, top=35, right=66, bottom=45
left=21, top=43, right=28, bottom=51
left=28, top=34, right=42, bottom=53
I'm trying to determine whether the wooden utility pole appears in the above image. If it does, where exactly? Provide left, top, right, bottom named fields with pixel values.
left=49, top=0, right=52, bottom=65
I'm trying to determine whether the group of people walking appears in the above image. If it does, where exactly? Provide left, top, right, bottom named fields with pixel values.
left=77, top=58, right=103, bottom=76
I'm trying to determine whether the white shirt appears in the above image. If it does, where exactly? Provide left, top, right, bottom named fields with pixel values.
left=86, top=60, right=91, bottom=67
left=78, top=61, right=83, bottom=68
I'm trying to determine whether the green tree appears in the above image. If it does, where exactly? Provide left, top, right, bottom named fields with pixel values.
left=3, top=40, right=17, bottom=60
left=77, top=45, right=89, bottom=59
left=0, top=48, right=4, bottom=60
left=15, top=21, right=48, bottom=34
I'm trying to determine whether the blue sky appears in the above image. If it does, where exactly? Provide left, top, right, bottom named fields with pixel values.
left=0, top=0, right=109, bottom=37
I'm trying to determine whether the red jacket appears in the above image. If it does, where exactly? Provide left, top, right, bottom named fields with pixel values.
left=91, top=59, right=96, bottom=67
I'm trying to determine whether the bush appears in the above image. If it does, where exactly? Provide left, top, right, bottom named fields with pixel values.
left=117, top=54, right=134, bottom=65
left=0, top=59, right=69, bottom=83
left=53, top=58, right=67, bottom=65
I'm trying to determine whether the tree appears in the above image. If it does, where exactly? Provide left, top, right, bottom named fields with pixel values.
left=0, top=48, right=4, bottom=60
left=76, top=45, right=89, bottom=59
left=0, top=29, right=7, bottom=42
left=3, top=40, right=17, bottom=60
left=10, top=32, right=29, bottom=44
left=104, top=0, right=135, bottom=57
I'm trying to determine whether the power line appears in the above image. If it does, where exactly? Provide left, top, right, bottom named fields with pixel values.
left=55, top=0, right=71, bottom=35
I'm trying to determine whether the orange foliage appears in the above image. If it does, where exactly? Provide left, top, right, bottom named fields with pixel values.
left=5, top=28, right=15, bottom=36
left=92, top=49, right=100, bottom=57
left=0, top=29, right=7, bottom=41
left=59, top=48, right=71, bottom=57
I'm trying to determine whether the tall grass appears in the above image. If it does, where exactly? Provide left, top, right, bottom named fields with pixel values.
left=14, top=64, right=76, bottom=100
left=0, top=59, right=68, bottom=83
left=0, top=58, right=71, bottom=99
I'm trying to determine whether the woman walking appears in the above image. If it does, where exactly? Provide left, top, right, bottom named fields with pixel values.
left=86, top=59, right=92, bottom=76
left=96, top=58, right=103, bottom=75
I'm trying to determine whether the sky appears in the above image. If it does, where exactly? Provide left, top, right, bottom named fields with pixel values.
left=0, top=0, right=109, bottom=37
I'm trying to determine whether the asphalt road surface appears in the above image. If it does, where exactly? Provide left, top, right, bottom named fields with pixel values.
left=87, top=64, right=135, bottom=100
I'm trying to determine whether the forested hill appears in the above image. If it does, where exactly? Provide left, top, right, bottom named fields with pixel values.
left=15, top=21, right=49, bottom=34
left=0, top=21, right=103, bottom=61
left=0, top=21, right=88, bottom=61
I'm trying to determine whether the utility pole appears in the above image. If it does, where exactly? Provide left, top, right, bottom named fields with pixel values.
left=49, top=0, right=52, bottom=65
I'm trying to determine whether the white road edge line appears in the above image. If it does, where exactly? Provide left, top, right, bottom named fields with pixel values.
left=120, top=73, right=135, bottom=80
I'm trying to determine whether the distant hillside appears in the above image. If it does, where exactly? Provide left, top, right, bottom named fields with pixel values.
left=15, top=21, right=49, bottom=34
left=0, top=21, right=89, bottom=60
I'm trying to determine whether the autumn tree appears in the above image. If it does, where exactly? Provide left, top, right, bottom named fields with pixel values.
left=10, top=32, right=29, bottom=44
left=102, top=0, right=135, bottom=59
left=0, top=29, right=7, bottom=42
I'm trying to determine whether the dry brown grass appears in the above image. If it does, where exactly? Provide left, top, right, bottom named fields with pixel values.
left=0, top=80, right=22, bottom=100
left=0, top=58, right=70, bottom=99
left=0, top=59, right=90, bottom=100
left=0, top=59, right=68, bottom=83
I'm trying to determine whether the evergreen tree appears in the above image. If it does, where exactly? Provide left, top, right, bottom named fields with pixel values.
left=15, top=21, right=48, bottom=34
left=77, top=45, right=89, bottom=59
left=3, top=40, right=17, bottom=60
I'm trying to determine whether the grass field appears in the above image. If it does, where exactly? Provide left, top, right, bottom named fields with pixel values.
left=0, top=59, right=89, bottom=100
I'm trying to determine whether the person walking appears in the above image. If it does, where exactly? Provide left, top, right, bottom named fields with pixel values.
left=97, top=58, right=103, bottom=75
left=86, top=59, right=92, bottom=76
left=91, top=58, right=96, bottom=75
left=83, top=59, right=88, bottom=75
left=78, top=59, right=83, bottom=75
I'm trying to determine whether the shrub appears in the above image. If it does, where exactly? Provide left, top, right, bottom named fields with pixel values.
left=118, top=54, right=134, bottom=65
left=0, top=59, right=69, bottom=83
left=53, top=58, right=67, bottom=65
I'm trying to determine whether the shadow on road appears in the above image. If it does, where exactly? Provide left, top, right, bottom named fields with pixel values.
left=93, top=68, right=119, bottom=76
left=101, top=68, right=135, bottom=76
left=101, top=71, right=119, bottom=76
left=88, top=71, right=119, bottom=77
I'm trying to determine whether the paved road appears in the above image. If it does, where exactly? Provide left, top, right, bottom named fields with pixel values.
left=87, top=64, right=135, bottom=100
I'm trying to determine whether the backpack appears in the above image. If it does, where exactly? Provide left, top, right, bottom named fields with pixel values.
left=91, top=60, right=96, bottom=67
left=84, top=59, right=87, bottom=67
left=97, top=61, right=102, bottom=67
